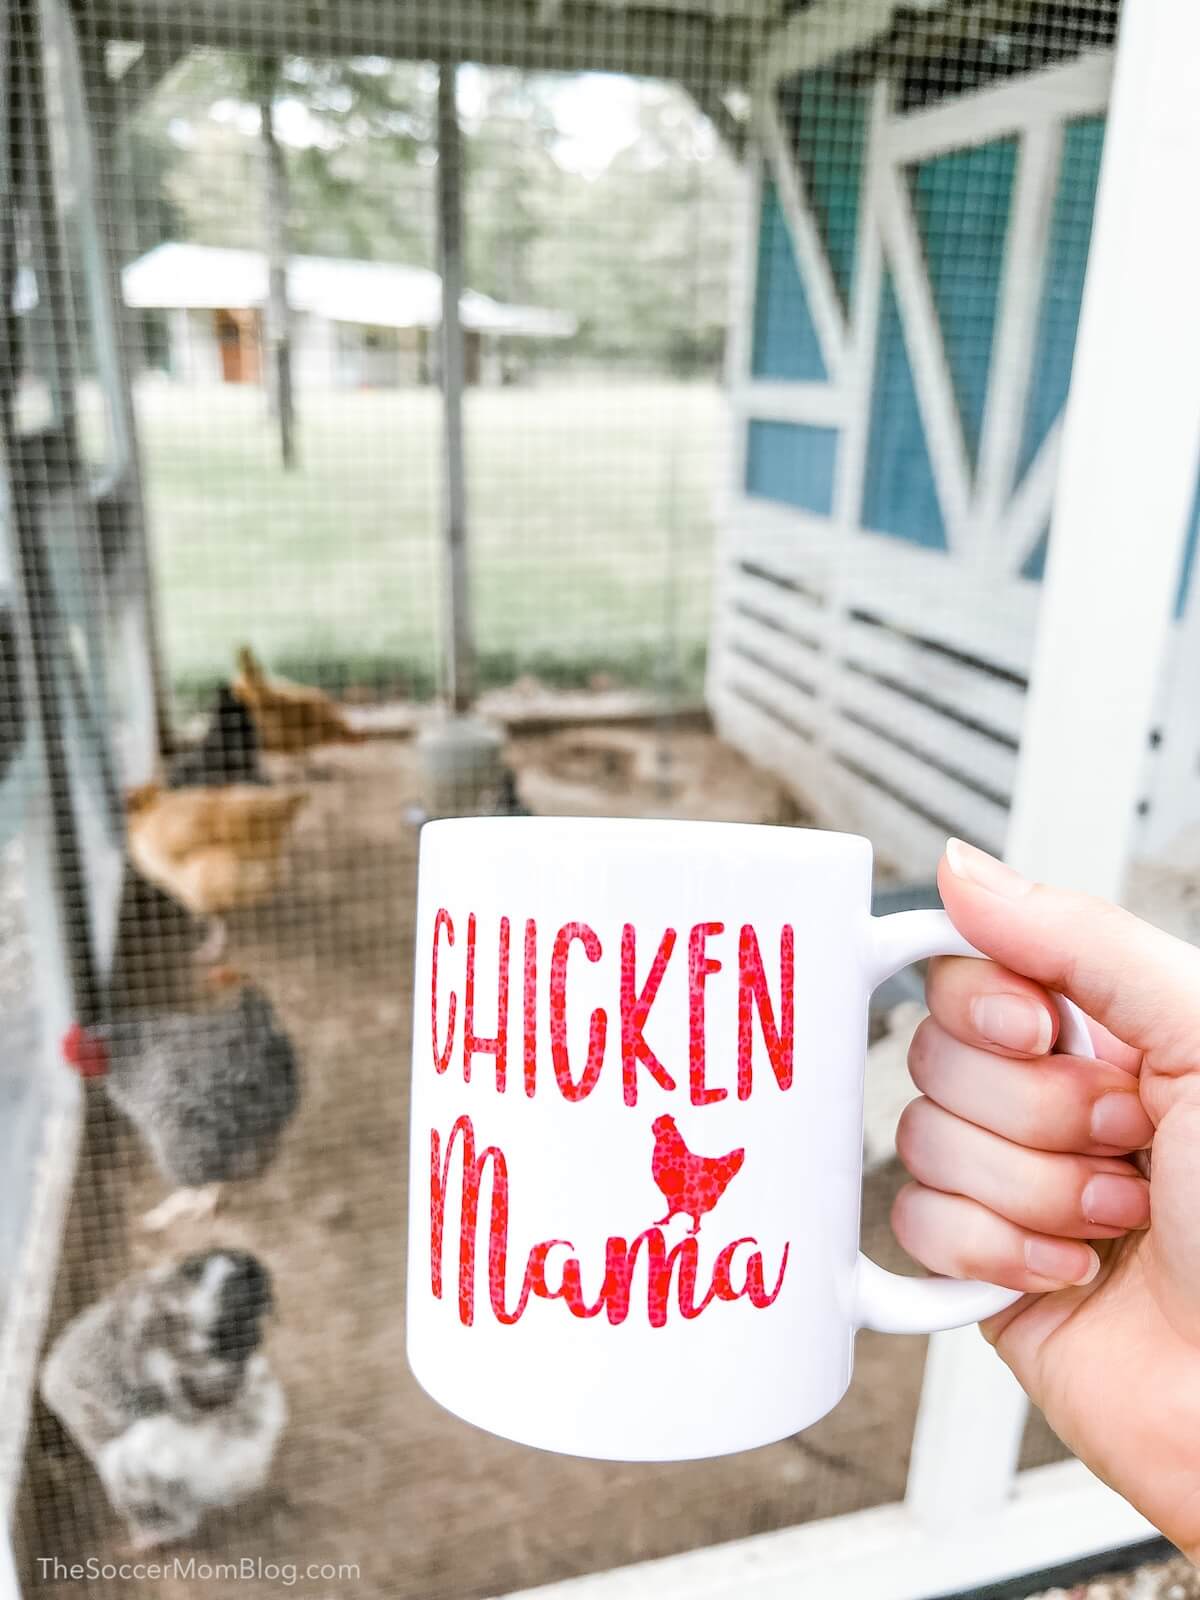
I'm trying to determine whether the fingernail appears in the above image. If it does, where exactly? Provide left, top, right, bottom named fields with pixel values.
left=1082, top=1172, right=1151, bottom=1229
left=1024, top=1237, right=1100, bottom=1286
left=945, top=838, right=1033, bottom=900
left=1090, top=1092, right=1150, bottom=1149
left=971, top=993, right=1053, bottom=1054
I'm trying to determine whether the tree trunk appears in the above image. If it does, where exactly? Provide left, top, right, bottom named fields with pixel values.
left=256, top=56, right=296, bottom=470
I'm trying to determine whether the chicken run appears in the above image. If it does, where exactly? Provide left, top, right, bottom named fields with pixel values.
left=8, top=0, right=1162, bottom=1592
left=15, top=699, right=1068, bottom=1600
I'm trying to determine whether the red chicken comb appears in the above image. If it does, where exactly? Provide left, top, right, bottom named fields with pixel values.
left=61, top=1023, right=110, bottom=1079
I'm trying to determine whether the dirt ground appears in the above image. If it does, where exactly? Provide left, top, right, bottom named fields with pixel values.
left=1027, top=1554, right=1195, bottom=1600
left=15, top=719, right=1061, bottom=1600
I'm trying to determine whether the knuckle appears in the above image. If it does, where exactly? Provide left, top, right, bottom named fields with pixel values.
left=893, top=1097, right=929, bottom=1170
left=890, top=1184, right=951, bottom=1272
left=1023, top=1157, right=1083, bottom=1232
left=924, top=955, right=971, bottom=1017
left=889, top=1181, right=920, bottom=1244
left=906, top=1018, right=940, bottom=1089
left=1019, top=1072, right=1068, bottom=1148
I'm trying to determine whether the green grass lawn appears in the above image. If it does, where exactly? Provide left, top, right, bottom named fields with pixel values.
left=135, top=378, right=724, bottom=703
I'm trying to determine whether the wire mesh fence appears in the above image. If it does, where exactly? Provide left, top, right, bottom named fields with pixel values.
left=0, top=0, right=1170, bottom=1596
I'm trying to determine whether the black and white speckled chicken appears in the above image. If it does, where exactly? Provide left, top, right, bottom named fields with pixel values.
left=40, top=1249, right=285, bottom=1549
left=62, top=972, right=301, bottom=1231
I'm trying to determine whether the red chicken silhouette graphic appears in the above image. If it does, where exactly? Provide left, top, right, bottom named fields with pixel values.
left=651, top=1115, right=745, bottom=1235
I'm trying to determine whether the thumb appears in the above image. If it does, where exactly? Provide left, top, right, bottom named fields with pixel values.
left=938, top=839, right=1200, bottom=1068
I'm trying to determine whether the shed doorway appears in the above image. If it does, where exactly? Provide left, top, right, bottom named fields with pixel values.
left=214, top=308, right=262, bottom=385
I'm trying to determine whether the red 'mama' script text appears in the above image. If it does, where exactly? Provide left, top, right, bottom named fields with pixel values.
left=430, top=1112, right=789, bottom=1328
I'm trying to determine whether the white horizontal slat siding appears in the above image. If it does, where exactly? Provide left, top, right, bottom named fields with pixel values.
left=725, top=626, right=823, bottom=702
left=710, top=683, right=817, bottom=790
left=838, top=616, right=1027, bottom=744
left=828, top=717, right=1009, bottom=852
left=818, top=759, right=952, bottom=868
left=833, top=670, right=1018, bottom=802
left=726, top=564, right=827, bottom=646
left=715, top=649, right=821, bottom=737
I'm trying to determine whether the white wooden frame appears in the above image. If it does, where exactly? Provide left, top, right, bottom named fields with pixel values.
left=713, top=49, right=1117, bottom=874
left=690, top=6, right=1199, bottom=1595
left=725, top=50, right=1113, bottom=562
left=499, top=1463, right=1153, bottom=1599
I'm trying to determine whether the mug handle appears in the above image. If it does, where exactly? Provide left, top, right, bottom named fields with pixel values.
left=854, top=908, right=1096, bottom=1335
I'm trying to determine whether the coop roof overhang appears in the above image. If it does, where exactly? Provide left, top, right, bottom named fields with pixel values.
left=88, top=1, right=1119, bottom=70
left=83, top=0, right=768, bottom=90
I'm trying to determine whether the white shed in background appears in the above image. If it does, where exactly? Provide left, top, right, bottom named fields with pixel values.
left=122, top=241, right=577, bottom=388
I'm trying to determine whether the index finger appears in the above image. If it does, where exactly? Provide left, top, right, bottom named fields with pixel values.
left=925, top=954, right=1142, bottom=1075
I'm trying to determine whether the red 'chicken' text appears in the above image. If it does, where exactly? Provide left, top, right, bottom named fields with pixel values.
left=431, top=909, right=794, bottom=1106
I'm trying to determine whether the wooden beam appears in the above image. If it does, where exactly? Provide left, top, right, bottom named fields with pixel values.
left=681, top=82, right=748, bottom=159
left=733, top=380, right=849, bottom=427
left=757, top=93, right=848, bottom=381
left=107, top=40, right=186, bottom=121
left=971, top=121, right=1061, bottom=548
left=1006, top=0, right=1200, bottom=900
left=436, top=59, right=474, bottom=713
left=877, top=159, right=973, bottom=552
left=85, top=0, right=757, bottom=91
left=885, top=51, right=1113, bottom=166
left=503, top=1461, right=1154, bottom=1599
left=995, top=417, right=1062, bottom=575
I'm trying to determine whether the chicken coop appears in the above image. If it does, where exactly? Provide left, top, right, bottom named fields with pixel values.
left=2, top=0, right=1199, bottom=1597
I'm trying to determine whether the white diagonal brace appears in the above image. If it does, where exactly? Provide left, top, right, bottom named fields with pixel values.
left=831, top=77, right=890, bottom=530
left=972, top=122, right=1062, bottom=549
left=996, top=417, right=1063, bottom=575
left=757, top=91, right=849, bottom=382
left=877, top=160, right=973, bottom=551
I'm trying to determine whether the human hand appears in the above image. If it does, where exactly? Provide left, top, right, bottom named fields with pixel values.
left=894, top=838, right=1200, bottom=1553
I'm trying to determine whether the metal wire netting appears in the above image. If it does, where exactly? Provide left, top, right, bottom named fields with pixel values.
left=0, top=2, right=1128, bottom=1597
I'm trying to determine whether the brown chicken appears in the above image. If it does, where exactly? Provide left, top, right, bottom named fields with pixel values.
left=125, top=782, right=308, bottom=961
left=231, top=644, right=365, bottom=755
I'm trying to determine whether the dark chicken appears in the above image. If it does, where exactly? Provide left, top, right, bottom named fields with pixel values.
left=62, top=973, right=300, bottom=1230
left=167, top=685, right=266, bottom=789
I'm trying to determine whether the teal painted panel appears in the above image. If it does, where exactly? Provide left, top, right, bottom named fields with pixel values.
left=776, top=70, right=866, bottom=309
left=862, top=274, right=947, bottom=551
left=1021, top=526, right=1050, bottom=582
left=911, top=138, right=1017, bottom=465
left=1016, top=116, right=1106, bottom=481
left=745, top=419, right=837, bottom=515
left=1175, top=470, right=1200, bottom=618
left=751, top=180, right=827, bottom=382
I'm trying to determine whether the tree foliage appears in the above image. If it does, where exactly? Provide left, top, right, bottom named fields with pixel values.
left=127, top=53, right=739, bottom=371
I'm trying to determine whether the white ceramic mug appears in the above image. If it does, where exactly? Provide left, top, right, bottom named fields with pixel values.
left=406, top=818, right=1092, bottom=1461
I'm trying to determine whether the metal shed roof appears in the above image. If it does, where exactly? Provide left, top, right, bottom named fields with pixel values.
left=121, top=242, right=577, bottom=337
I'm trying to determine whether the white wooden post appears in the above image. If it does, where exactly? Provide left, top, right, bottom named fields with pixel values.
left=1006, top=0, right=1200, bottom=900
left=909, top=0, right=1200, bottom=1533
left=0, top=1522, right=19, bottom=1600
